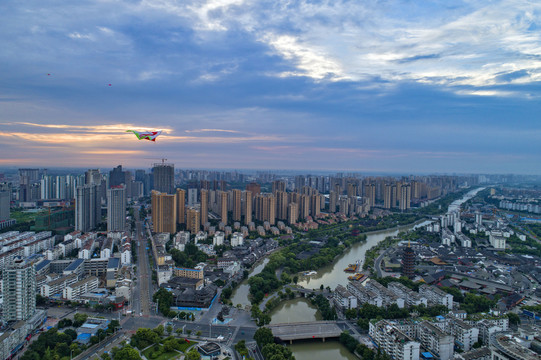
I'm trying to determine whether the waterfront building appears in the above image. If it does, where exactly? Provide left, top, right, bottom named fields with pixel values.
left=333, top=284, right=357, bottom=311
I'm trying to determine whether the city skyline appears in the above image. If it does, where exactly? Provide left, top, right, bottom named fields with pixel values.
left=2, top=1, right=541, bottom=173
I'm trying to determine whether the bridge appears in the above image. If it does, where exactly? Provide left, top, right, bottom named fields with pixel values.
left=267, top=321, right=343, bottom=343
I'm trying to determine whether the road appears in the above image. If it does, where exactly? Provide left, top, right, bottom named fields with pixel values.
left=134, top=207, right=152, bottom=317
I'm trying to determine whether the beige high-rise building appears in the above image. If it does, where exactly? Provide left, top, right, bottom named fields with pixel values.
left=244, top=190, right=252, bottom=225
left=176, top=188, right=186, bottom=224
left=364, top=183, right=376, bottom=207
left=383, top=184, right=392, bottom=209
left=254, top=194, right=276, bottom=225
left=200, top=189, right=208, bottom=226
left=220, top=191, right=228, bottom=224
left=329, top=190, right=338, bottom=213
left=232, top=189, right=242, bottom=222
left=151, top=190, right=177, bottom=234
left=276, top=191, right=288, bottom=220
left=246, top=182, right=261, bottom=196
left=299, top=194, right=310, bottom=220
left=288, top=202, right=298, bottom=224
left=186, top=207, right=201, bottom=234
left=399, top=184, right=411, bottom=211
left=272, top=180, right=286, bottom=194
left=310, top=193, right=321, bottom=217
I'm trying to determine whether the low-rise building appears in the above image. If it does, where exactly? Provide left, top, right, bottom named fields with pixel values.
left=418, top=321, right=454, bottom=360
left=419, top=284, right=453, bottom=309
left=369, top=320, right=420, bottom=360
left=333, top=285, right=357, bottom=311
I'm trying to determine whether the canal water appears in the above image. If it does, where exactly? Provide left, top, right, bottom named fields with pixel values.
left=269, top=298, right=321, bottom=324
left=274, top=188, right=482, bottom=359
left=230, top=258, right=269, bottom=308
left=296, top=221, right=429, bottom=290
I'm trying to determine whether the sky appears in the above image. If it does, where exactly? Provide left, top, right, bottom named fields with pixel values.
left=1, top=0, right=541, bottom=174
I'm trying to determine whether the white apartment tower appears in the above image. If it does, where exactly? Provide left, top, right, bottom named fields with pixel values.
left=3, top=258, right=36, bottom=321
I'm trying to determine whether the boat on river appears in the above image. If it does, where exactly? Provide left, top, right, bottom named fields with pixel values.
left=303, top=271, right=317, bottom=276
left=348, top=273, right=367, bottom=282
left=344, top=260, right=361, bottom=272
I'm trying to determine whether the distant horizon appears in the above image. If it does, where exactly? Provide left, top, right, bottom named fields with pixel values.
left=0, top=165, right=539, bottom=178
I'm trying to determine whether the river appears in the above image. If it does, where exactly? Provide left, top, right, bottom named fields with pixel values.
left=296, top=221, right=430, bottom=289
left=230, top=258, right=270, bottom=308
left=270, top=188, right=482, bottom=359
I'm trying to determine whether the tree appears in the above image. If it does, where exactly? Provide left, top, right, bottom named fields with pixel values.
left=153, top=325, right=165, bottom=337
left=153, top=288, right=174, bottom=316
left=254, top=327, right=274, bottom=348
left=507, top=312, right=521, bottom=326
left=63, top=328, right=77, bottom=341
left=113, top=345, right=142, bottom=360
left=132, top=328, right=160, bottom=349
left=185, top=348, right=201, bottom=360
left=73, top=313, right=88, bottom=327
left=36, top=294, right=47, bottom=306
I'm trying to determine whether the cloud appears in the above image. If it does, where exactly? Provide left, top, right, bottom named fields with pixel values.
left=185, top=128, right=240, bottom=133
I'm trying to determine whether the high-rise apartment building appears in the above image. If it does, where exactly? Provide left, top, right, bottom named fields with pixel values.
left=18, top=168, right=40, bottom=185
left=276, top=191, right=288, bottom=220
left=288, top=203, right=298, bottom=224
left=75, top=184, right=100, bottom=232
left=232, top=189, right=242, bottom=222
left=254, top=194, right=276, bottom=225
left=0, top=191, right=10, bottom=222
left=176, top=188, right=186, bottom=224
left=294, top=176, right=305, bottom=191
left=200, top=189, right=208, bottom=226
left=383, top=183, right=393, bottom=209
left=399, top=184, right=411, bottom=211
left=151, top=190, right=177, bottom=233
left=109, top=165, right=125, bottom=188
left=187, top=187, right=198, bottom=206
left=220, top=191, right=228, bottom=224
left=272, top=180, right=286, bottom=194
left=244, top=190, right=252, bottom=225
left=364, top=183, right=376, bottom=207
left=107, top=185, right=126, bottom=232
left=246, top=182, right=261, bottom=196
left=310, top=193, right=321, bottom=217
left=85, top=169, right=101, bottom=185
left=3, top=258, right=36, bottom=321
left=186, top=207, right=201, bottom=234
left=152, top=162, right=174, bottom=194
left=299, top=194, right=310, bottom=220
